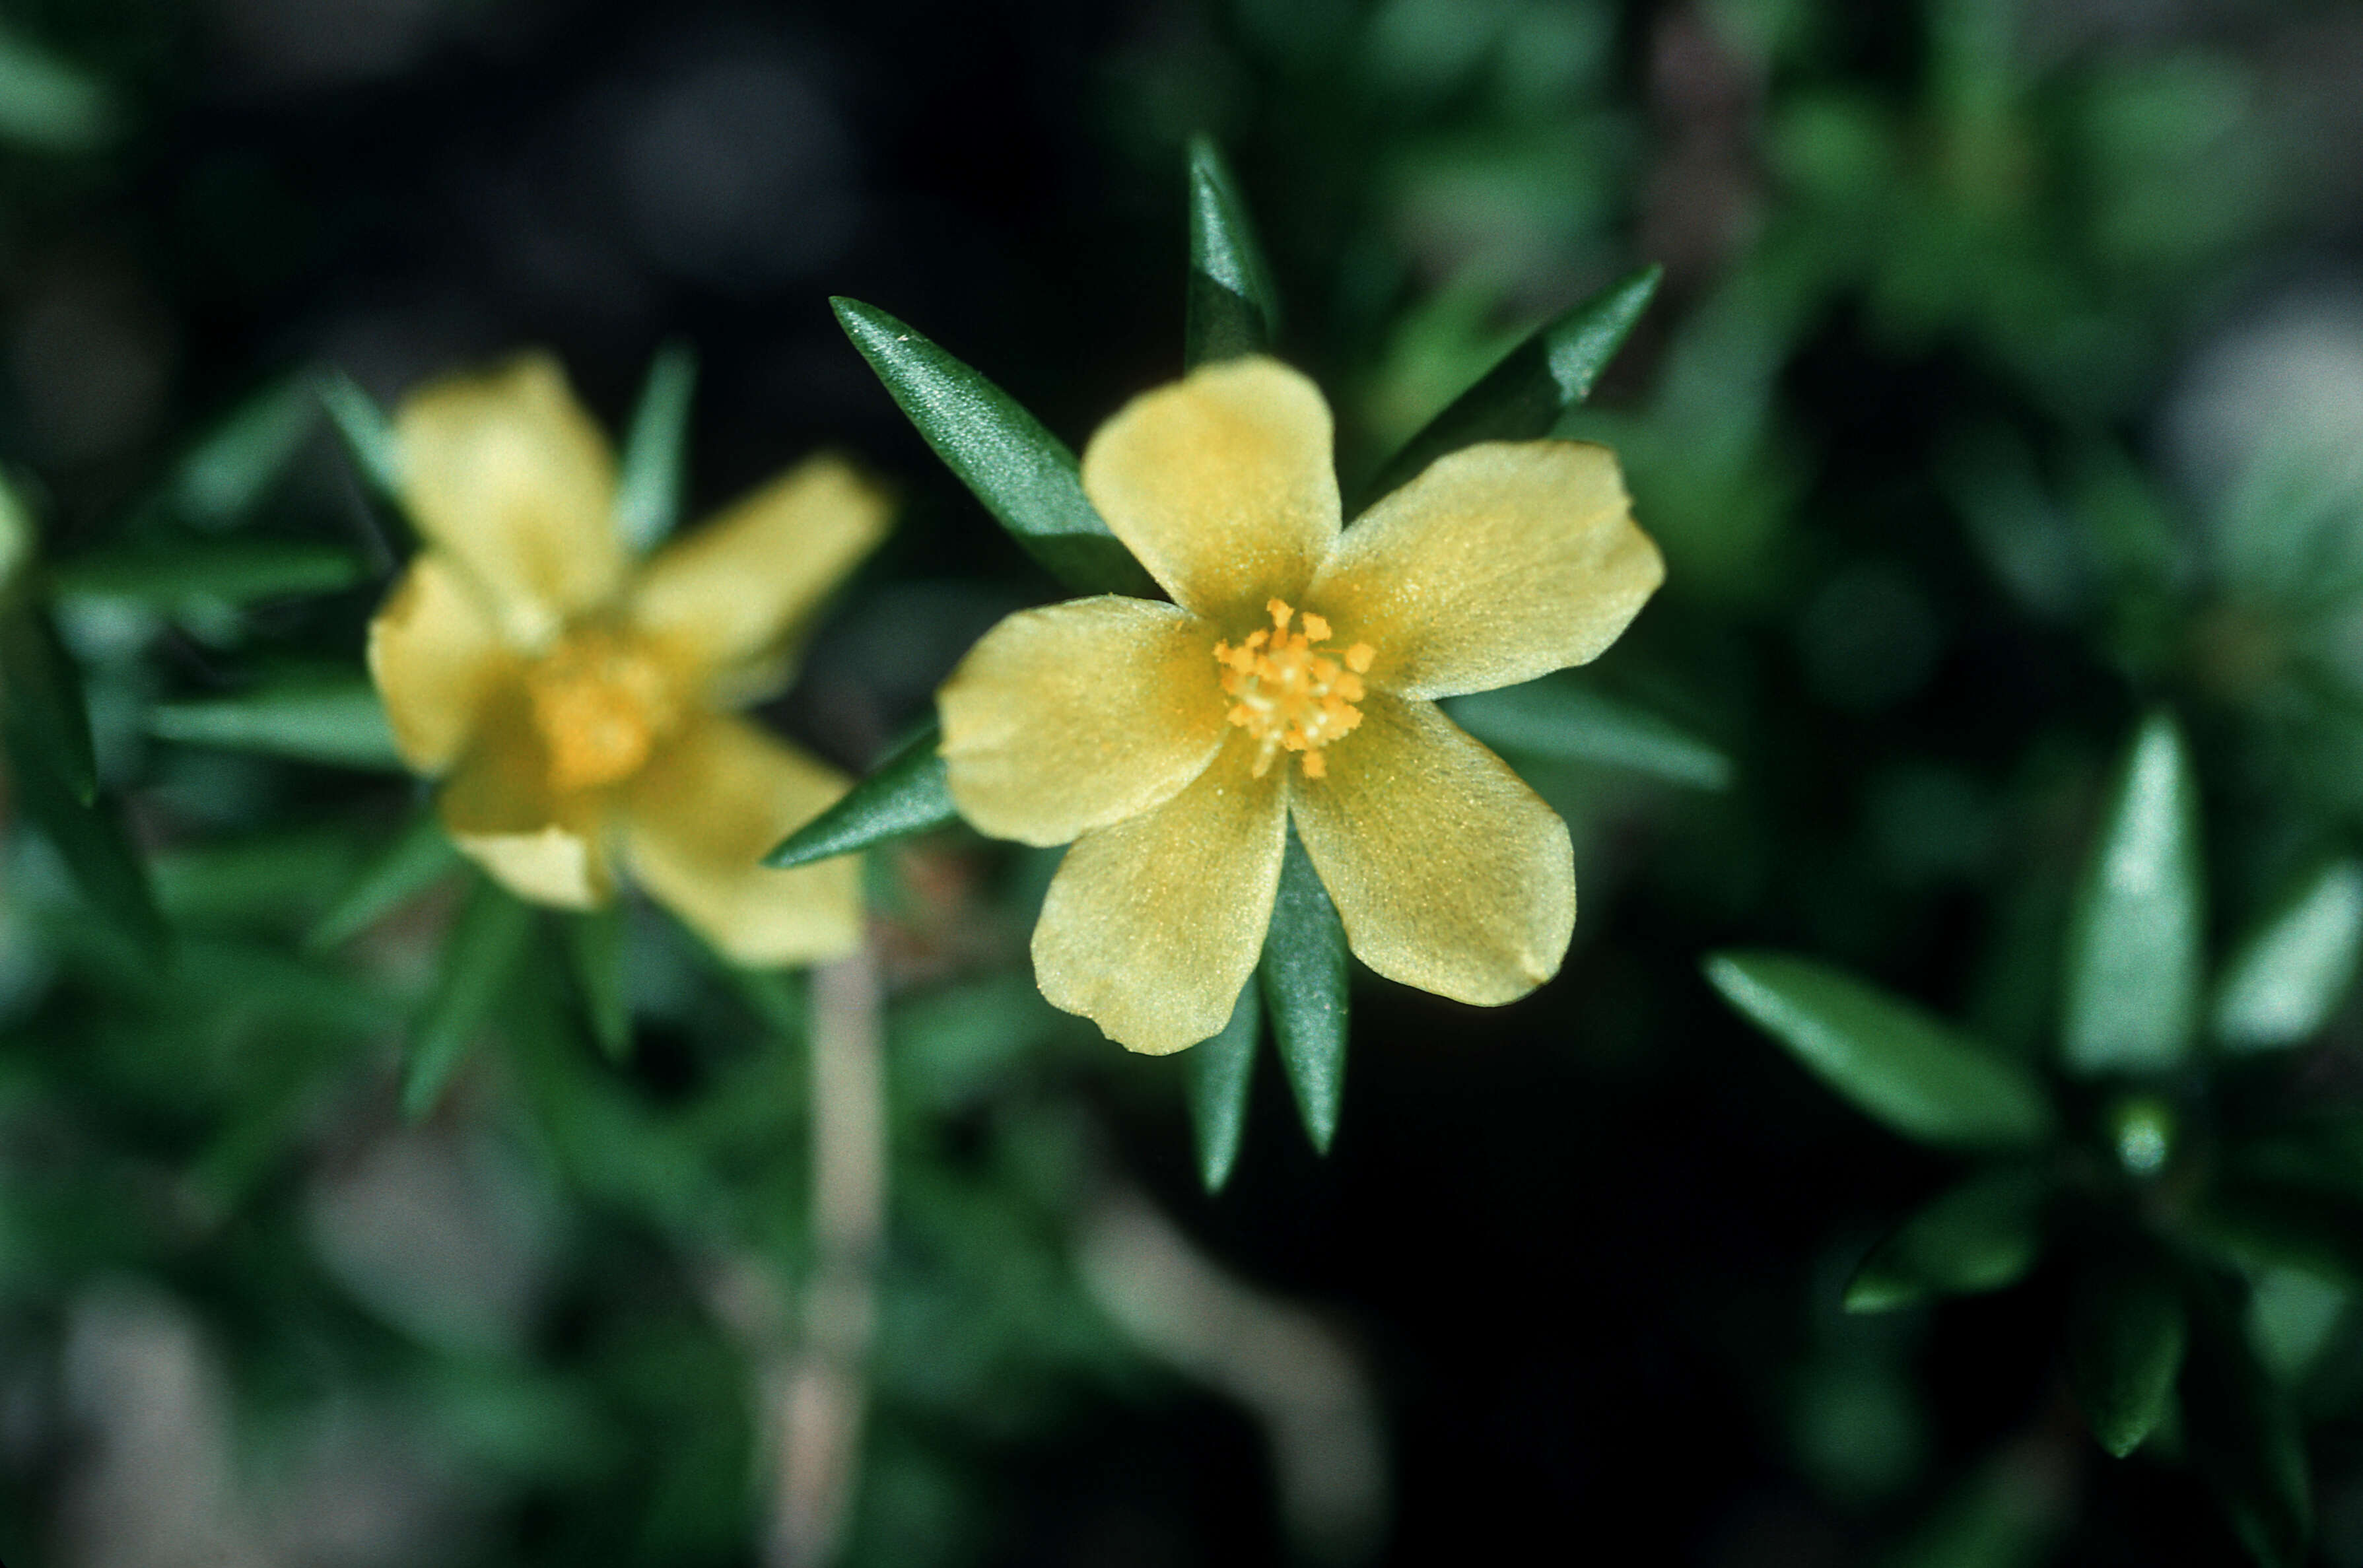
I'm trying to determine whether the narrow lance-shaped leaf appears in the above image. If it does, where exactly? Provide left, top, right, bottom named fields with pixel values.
left=1, top=716, right=164, bottom=957
left=171, top=375, right=320, bottom=529
left=2071, top=1251, right=2187, bottom=1458
left=403, top=880, right=535, bottom=1119
left=151, top=679, right=401, bottom=770
left=1261, top=829, right=1349, bottom=1154
left=766, top=719, right=957, bottom=869
left=1445, top=675, right=1732, bottom=791
left=0, top=26, right=116, bottom=152
left=1184, top=133, right=1280, bottom=369
left=831, top=298, right=1156, bottom=597
left=309, top=809, right=462, bottom=951
left=613, top=341, right=697, bottom=554
left=54, top=542, right=365, bottom=609
left=2063, top=710, right=2203, bottom=1075
left=0, top=597, right=98, bottom=806
left=1186, top=973, right=1260, bottom=1194
left=1357, top=263, right=1661, bottom=512
left=2214, top=860, right=2363, bottom=1053
left=1705, top=951, right=2057, bottom=1150
left=316, top=369, right=405, bottom=510
left=2181, top=1283, right=2312, bottom=1568
left=565, top=904, right=633, bottom=1062
left=1843, top=1166, right=2046, bottom=1313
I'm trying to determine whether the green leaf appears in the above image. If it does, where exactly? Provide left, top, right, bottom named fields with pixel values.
left=1444, top=675, right=1732, bottom=790
left=2061, top=710, right=2203, bottom=1075
left=1261, top=830, right=1349, bottom=1154
left=54, top=542, right=365, bottom=609
left=1357, top=264, right=1661, bottom=511
left=613, top=341, right=697, bottom=553
left=309, top=811, right=462, bottom=951
left=2214, top=860, right=2363, bottom=1052
left=151, top=679, right=401, bottom=770
left=0, top=26, right=115, bottom=152
left=403, top=881, right=535, bottom=1119
left=2192, top=1183, right=2363, bottom=1289
left=1705, top=951, right=2057, bottom=1150
left=831, top=297, right=1156, bottom=597
left=565, top=904, right=632, bottom=1062
left=765, top=720, right=957, bottom=868
left=2, top=718, right=164, bottom=956
left=171, top=376, right=320, bottom=528
left=1844, top=1167, right=2045, bottom=1312
left=1186, top=974, right=1260, bottom=1193
left=2182, top=1285, right=2311, bottom=1568
left=318, top=369, right=405, bottom=508
left=0, top=596, right=98, bottom=806
left=1184, top=134, right=1280, bottom=368
left=2070, top=1253, right=2187, bottom=1457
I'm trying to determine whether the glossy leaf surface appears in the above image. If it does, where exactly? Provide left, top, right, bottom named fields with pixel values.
left=2214, top=860, right=2363, bottom=1052
left=613, top=341, right=696, bottom=553
left=1184, top=134, right=1280, bottom=368
left=2062, top=711, right=2202, bottom=1075
left=151, top=680, right=401, bottom=770
left=1186, top=974, right=1259, bottom=1193
left=765, top=720, right=957, bottom=869
left=1261, top=830, right=1349, bottom=1155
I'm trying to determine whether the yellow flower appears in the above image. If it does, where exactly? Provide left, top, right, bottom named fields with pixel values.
left=937, top=357, right=1664, bottom=1054
left=366, top=353, right=889, bottom=967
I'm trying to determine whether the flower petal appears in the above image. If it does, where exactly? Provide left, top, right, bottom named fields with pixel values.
left=1033, top=735, right=1287, bottom=1054
left=631, top=454, right=891, bottom=696
left=1311, top=441, right=1661, bottom=699
left=436, top=693, right=613, bottom=908
left=939, top=596, right=1229, bottom=848
left=1079, top=357, right=1339, bottom=618
left=395, top=354, right=626, bottom=648
left=1291, top=692, right=1573, bottom=1006
left=622, top=712, right=862, bottom=968
left=367, top=554, right=516, bottom=774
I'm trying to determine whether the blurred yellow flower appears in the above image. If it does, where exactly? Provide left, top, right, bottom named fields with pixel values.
left=367, top=353, right=889, bottom=967
left=938, top=357, right=1663, bottom=1054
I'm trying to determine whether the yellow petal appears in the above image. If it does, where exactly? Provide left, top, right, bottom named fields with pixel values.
left=395, top=353, right=626, bottom=648
left=367, top=553, right=516, bottom=774
left=437, top=693, right=613, bottom=908
left=1291, top=691, right=1572, bottom=1006
left=631, top=454, right=891, bottom=696
left=1311, top=441, right=1661, bottom=699
left=621, top=712, right=861, bottom=968
left=1033, top=735, right=1287, bottom=1054
left=939, top=596, right=1229, bottom=848
left=1079, top=357, right=1339, bottom=619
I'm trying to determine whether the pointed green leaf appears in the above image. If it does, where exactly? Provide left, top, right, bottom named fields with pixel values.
left=1445, top=675, right=1731, bottom=790
left=318, top=369, right=405, bottom=507
left=1358, top=264, right=1661, bottom=511
left=54, top=542, right=365, bottom=609
left=403, top=881, right=534, bottom=1119
left=0, top=597, right=97, bottom=805
left=2182, top=1285, right=2311, bottom=1568
left=171, top=376, right=320, bottom=528
left=1844, top=1167, right=2045, bottom=1312
left=309, top=811, right=462, bottom=951
left=831, top=297, right=1156, bottom=597
left=2, top=719, right=163, bottom=955
left=1261, top=830, right=1348, bottom=1154
left=2062, top=711, right=2202, bottom=1075
left=0, top=26, right=116, bottom=152
left=765, top=720, right=956, bottom=868
left=1186, top=974, right=1260, bottom=1193
left=151, top=679, right=401, bottom=770
left=2071, top=1254, right=2187, bottom=1456
left=566, top=904, right=632, bottom=1062
left=613, top=341, right=697, bottom=553
left=2214, top=861, right=2363, bottom=1052
left=1184, top=134, right=1280, bottom=368
left=1705, top=951, right=2057, bottom=1150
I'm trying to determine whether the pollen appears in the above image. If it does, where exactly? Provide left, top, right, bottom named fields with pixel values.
left=1212, top=598, right=1374, bottom=780
left=524, top=629, right=679, bottom=794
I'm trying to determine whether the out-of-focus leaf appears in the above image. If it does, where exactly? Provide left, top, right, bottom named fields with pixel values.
left=1186, top=974, right=1259, bottom=1193
left=151, top=679, right=401, bottom=770
left=2062, top=711, right=2202, bottom=1075
left=2, top=719, right=163, bottom=957
left=566, top=904, right=632, bottom=1062
left=1882, top=1446, right=2067, bottom=1568
left=765, top=720, right=955, bottom=869
left=310, top=810, right=461, bottom=951
left=2192, top=1183, right=2363, bottom=1289
left=613, top=341, right=697, bottom=554
left=1445, top=675, right=1732, bottom=790
left=1845, top=1167, right=2045, bottom=1312
left=1260, top=831, right=1348, bottom=1154
left=54, top=542, right=365, bottom=609
left=1358, top=264, right=1661, bottom=511
left=2214, top=861, right=2363, bottom=1052
left=0, top=599, right=97, bottom=806
left=318, top=370, right=405, bottom=508
left=1705, top=952, right=2057, bottom=1150
left=403, top=881, right=534, bottom=1119
left=2182, top=1286, right=2311, bottom=1568
left=2071, top=1253, right=2187, bottom=1457
left=0, top=27, right=115, bottom=152
left=831, top=298, right=1156, bottom=597
left=2247, top=1266, right=2346, bottom=1382
left=1185, top=134, right=1280, bottom=368
left=171, top=376, right=320, bottom=528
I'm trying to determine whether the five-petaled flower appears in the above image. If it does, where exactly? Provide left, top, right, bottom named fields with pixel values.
left=938, top=357, right=1663, bottom=1054
left=367, top=353, right=888, bottom=967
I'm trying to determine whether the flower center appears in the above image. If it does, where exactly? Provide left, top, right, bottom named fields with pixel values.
left=1214, top=599, right=1374, bottom=780
left=524, top=629, right=678, bottom=793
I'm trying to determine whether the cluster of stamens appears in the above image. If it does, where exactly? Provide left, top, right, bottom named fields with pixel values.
left=524, top=629, right=678, bottom=793
left=1213, top=599, right=1374, bottom=780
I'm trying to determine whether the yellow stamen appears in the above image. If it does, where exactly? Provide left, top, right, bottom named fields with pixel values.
left=524, top=629, right=678, bottom=793
left=1214, top=601, right=1374, bottom=780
